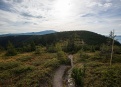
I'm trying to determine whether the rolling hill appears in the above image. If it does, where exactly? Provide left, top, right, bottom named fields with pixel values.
left=0, top=30, right=120, bottom=48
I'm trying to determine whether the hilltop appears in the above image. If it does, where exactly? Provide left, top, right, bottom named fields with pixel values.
left=0, top=30, right=120, bottom=48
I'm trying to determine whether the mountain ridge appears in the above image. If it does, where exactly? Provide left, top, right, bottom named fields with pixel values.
left=0, top=30, right=56, bottom=37
left=0, top=30, right=120, bottom=49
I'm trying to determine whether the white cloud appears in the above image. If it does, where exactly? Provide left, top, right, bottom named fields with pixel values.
left=0, top=0, right=121, bottom=35
left=104, top=3, right=112, bottom=7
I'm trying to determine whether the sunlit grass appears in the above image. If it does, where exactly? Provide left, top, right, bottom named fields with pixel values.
left=0, top=50, right=60, bottom=87
left=73, top=51, right=121, bottom=87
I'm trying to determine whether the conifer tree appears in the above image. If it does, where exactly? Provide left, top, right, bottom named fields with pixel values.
left=6, top=41, right=17, bottom=56
left=30, top=41, right=36, bottom=51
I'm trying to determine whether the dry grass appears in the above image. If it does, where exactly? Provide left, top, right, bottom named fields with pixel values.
left=73, top=51, right=121, bottom=87
left=0, top=51, right=59, bottom=87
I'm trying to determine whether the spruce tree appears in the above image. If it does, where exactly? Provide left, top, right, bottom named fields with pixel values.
left=6, top=41, right=17, bottom=56
left=30, top=41, right=36, bottom=51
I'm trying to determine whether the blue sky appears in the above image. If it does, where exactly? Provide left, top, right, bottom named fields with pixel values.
left=0, top=0, right=121, bottom=35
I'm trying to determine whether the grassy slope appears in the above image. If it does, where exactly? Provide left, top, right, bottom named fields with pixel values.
left=0, top=50, right=59, bottom=87
left=73, top=50, right=121, bottom=87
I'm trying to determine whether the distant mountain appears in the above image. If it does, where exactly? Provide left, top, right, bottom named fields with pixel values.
left=115, top=35, right=121, bottom=43
left=0, top=30, right=56, bottom=37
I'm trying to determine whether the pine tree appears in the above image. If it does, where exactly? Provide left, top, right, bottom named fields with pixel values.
left=0, top=45, right=4, bottom=52
left=55, top=43, right=62, bottom=52
left=6, top=41, right=17, bottom=56
left=30, top=41, right=36, bottom=51
left=67, top=38, right=75, bottom=53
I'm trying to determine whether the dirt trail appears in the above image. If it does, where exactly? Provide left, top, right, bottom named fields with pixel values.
left=53, top=65, right=67, bottom=87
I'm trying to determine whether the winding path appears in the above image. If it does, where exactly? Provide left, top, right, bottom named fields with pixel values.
left=53, top=65, right=67, bottom=87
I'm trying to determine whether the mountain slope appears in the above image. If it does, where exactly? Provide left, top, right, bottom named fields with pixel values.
left=0, top=30, right=120, bottom=48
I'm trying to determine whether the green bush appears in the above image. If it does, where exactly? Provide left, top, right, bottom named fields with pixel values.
left=57, top=51, right=69, bottom=64
left=5, top=49, right=17, bottom=56
left=16, top=56, right=32, bottom=62
left=0, top=45, right=4, bottom=52
left=16, top=68, right=52, bottom=87
left=0, top=71, right=12, bottom=86
left=11, top=65, right=35, bottom=75
left=79, top=51, right=89, bottom=62
left=47, top=45, right=57, bottom=53
left=0, top=61, right=19, bottom=70
left=5, top=41, right=17, bottom=56
left=16, top=78, right=40, bottom=87
left=32, top=60, right=42, bottom=66
left=21, top=41, right=36, bottom=52
left=0, top=71, right=11, bottom=79
left=71, top=67, right=85, bottom=87
left=113, top=46, right=121, bottom=54
left=89, top=52, right=102, bottom=61
left=101, top=65, right=121, bottom=87
left=112, top=54, right=121, bottom=63
left=44, top=58, right=60, bottom=68
left=22, top=44, right=31, bottom=52
left=91, top=48, right=121, bottom=63
left=35, top=46, right=43, bottom=54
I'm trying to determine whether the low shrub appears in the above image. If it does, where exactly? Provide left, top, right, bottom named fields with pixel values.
left=71, top=66, right=85, bottom=87
left=44, top=58, right=60, bottom=68
left=16, top=56, right=32, bottom=62
left=80, top=52, right=89, bottom=62
left=11, top=65, right=35, bottom=75
left=89, top=52, right=102, bottom=61
left=47, top=45, right=57, bottom=53
left=32, top=60, right=42, bottom=66
left=0, top=71, right=11, bottom=79
left=101, top=65, right=121, bottom=87
left=57, top=51, right=69, bottom=64
left=0, top=61, right=19, bottom=70
left=112, top=54, right=121, bottom=63
left=16, top=68, right=52, bottom=87
left=35, top=46, right=43, bottom=54
left=5, top=41, right=17, bottom=56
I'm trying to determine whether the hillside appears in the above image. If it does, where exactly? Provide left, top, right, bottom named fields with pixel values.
left=0, top=30, right=120, bottom=48
left=0, top=30, right=121, bottom=87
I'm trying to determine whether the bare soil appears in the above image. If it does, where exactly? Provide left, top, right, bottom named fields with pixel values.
left=53, top=65, right=67, bottom=87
